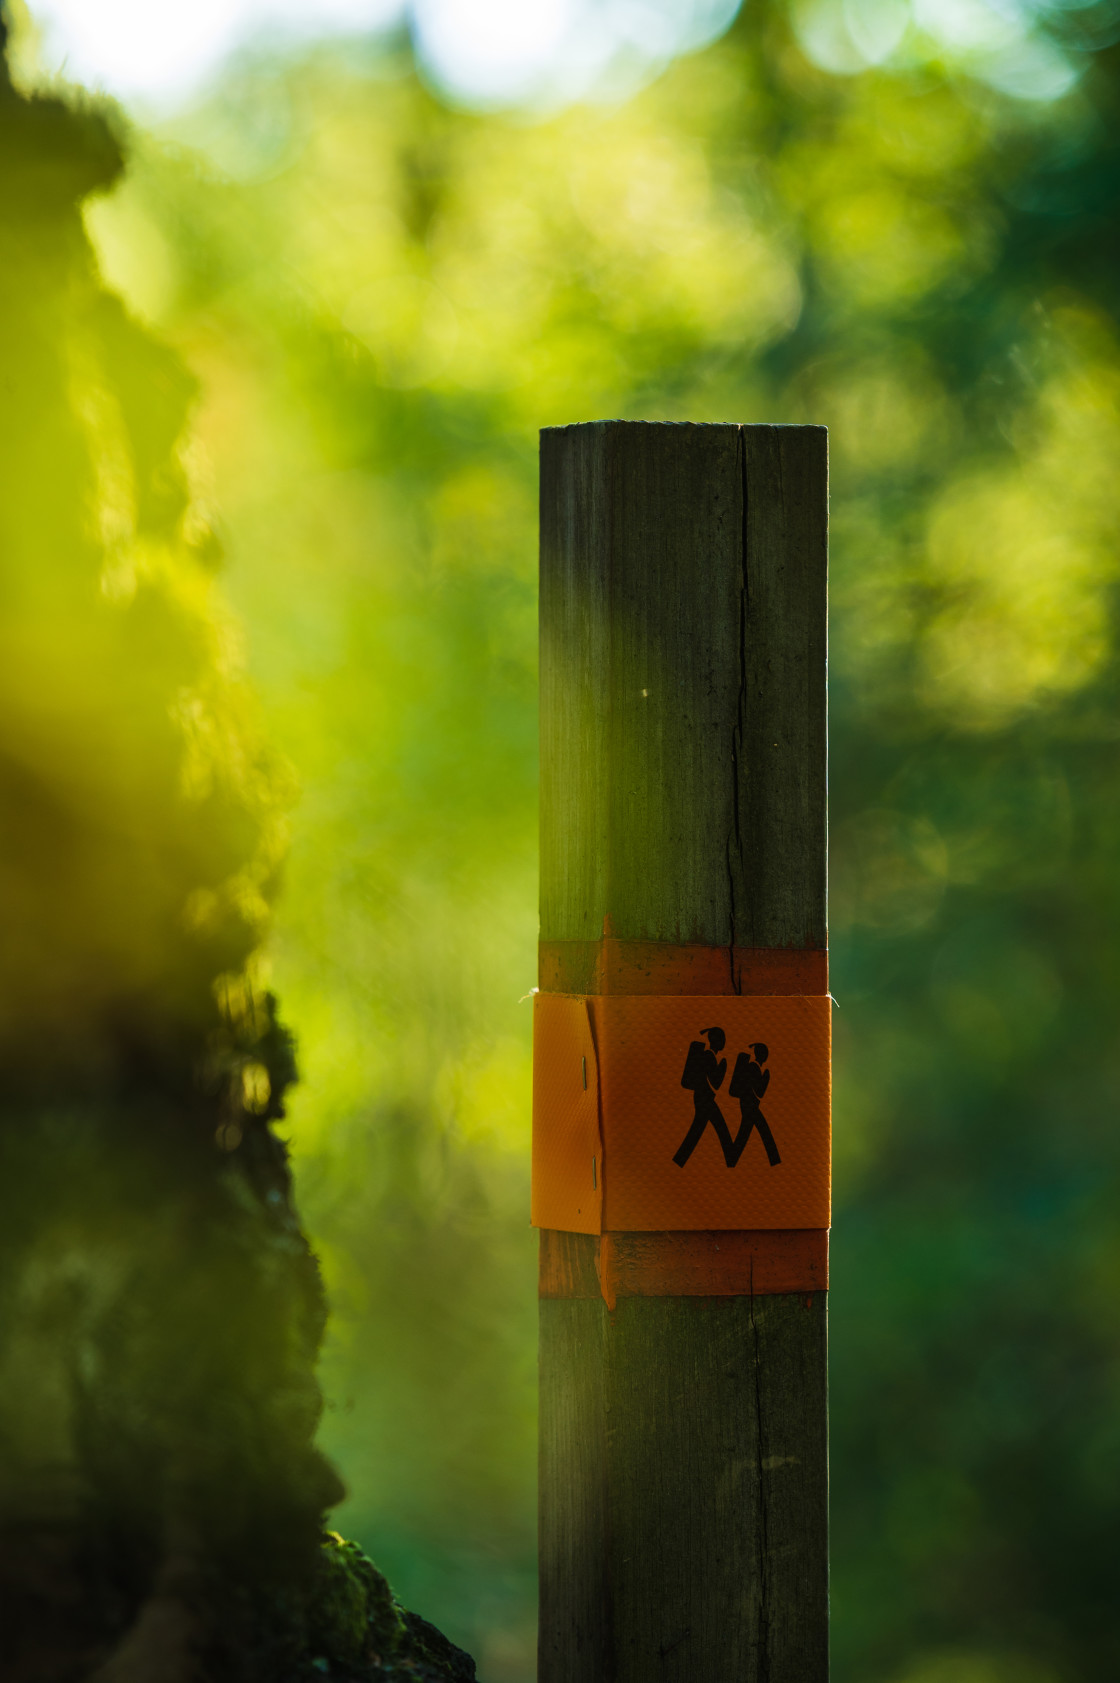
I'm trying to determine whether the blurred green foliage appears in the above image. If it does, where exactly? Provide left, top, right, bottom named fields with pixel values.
left=22, top=0, right=1120, bottom=1676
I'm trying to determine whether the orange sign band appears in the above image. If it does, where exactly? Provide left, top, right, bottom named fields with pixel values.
left=532, top=990, right=831, bottom=1234
left=539, top=1228, right=829, bottom=1312
left=534, top=939, right=830, bottom=1300
left=539, top=938, right=827, bottom=997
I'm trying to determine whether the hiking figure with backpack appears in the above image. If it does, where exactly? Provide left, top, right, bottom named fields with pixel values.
left=673, top=1026, right=738, bottom=1168
left=727, top=1042, right=781, bottom=1166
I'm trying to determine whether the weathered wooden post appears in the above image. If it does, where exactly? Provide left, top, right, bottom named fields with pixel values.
left=534, top=421, right=829, bottom=1682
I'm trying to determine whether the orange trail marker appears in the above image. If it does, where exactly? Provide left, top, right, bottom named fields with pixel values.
left=534, top=991, right=831, bottom=1233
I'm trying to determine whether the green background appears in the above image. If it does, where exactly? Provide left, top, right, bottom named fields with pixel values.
left=23, top=1, right=1120, bottom=1675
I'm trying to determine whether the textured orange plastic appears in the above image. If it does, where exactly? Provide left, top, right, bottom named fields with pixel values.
left=532, top=991, right=830, bottom=1235
left=530, top=994, right=603, bottom=1234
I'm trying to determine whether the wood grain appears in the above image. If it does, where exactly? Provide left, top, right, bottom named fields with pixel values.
left=538, top=421, right=829, bottom=1682
left=539, top=422, right=826, bottom=953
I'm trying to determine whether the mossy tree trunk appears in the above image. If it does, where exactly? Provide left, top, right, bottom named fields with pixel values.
left=0, top=22, right=473, bottom=1682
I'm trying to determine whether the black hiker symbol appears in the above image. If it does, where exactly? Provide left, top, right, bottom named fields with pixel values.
left=727, top=1043, right=781, bottom=1166
left=674, top=1027, right=740, bottom=1168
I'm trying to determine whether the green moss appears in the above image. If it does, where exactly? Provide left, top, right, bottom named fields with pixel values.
left=309, top=1534, right=408, bottom=1668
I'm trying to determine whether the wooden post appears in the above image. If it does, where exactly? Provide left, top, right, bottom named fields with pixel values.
left=537, top=421, right=829, bottom=1682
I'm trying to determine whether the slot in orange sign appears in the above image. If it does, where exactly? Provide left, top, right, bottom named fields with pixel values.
left=532, top=992, right=830, bottom=1234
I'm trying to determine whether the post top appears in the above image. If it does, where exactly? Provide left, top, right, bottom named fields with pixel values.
left=540, top=419, right=827, bottom=435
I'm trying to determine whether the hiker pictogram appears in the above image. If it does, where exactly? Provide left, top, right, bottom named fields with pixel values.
left=674, top=1033, right=781, bottom=1168
left=728, top=1043, right=781, bottom=1166
left=674, top=1027, right=734, bottom=1167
